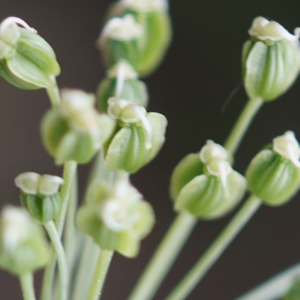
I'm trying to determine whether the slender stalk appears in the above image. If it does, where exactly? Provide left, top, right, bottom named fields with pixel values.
left=235, top=261, right=300, bottom=300
left=224, top=97, right=263, bottom=156
left=41, top=160, right=77, bottom=300
left=19, top=272, right=36, bottom=300
left=128, top=212, right=196, bottom=300
left=86, top=249, right=113, bottom=300
left=46, top=80, right=60, bottom=107
left=165, top=195, right=261, bottom=300
left=72, top=237, right=100, bottom=300
left=44, top=221, right=68, bottom=300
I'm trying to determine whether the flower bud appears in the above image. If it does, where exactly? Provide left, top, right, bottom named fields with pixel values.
left=97, top=14, right=143, bottom=70
left=41, top=89, right=116, bottom=164
left=76, top=178, right=154, bottom=257
left=246, top=131, right=300, bottom=206
left=242, top=17, right=300, bottom=101
left=15, top=172, right=64, bottom=224
left=0, top=206, right=49, bottom=275
left=0, top=17, right=60, bottom=90
left=120, top=0, right=172, bottom=76
left=170, top=140, right=229, bottom=201
left=105, top=98, right=167, bottom=173
left=97, top=60, right=148, bottom=112
left=175, top=159, right=246, bottom=219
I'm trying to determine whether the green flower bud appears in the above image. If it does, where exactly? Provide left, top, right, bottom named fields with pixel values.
left=0, top=17, right=60, bottom=90
left=175, top=159, right=246, bottom=219
left=15, top=172, right=64, bottom=224
left=105, top=97, right=167, bottom=173
left=242, top=16, right=300, bottom=101
left=76, top=178, right=154, bottom=257
left=120, top=0, right=172, bottom=76
left=41, top=89, right=116, bottom=164
left=246, top=131, right=300, bottom=206
left=98, top=14, right=143, bottom=69
left=97, top=60, right=148, bottom=112
left=0, top=206, right=49, bottom=275
left=170, top=140, right=229, bottom=200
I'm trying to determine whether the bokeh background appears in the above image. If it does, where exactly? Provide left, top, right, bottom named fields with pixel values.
left=1, top=0, right=300, bottom=299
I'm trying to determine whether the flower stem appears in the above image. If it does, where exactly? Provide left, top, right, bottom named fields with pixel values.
left=41, top=160, right=77, bottom=300
left=165, top=195, right=261, bottom=300
left=19, top=272, right=36, bottom=300
left=46, top=79, right=60, bottom=107
left=224, top=97, right=263, bottom=156
left=44, top=221, right=68, bottom=300
left=128, top=211, right=196, bottom=300
left=86, top=249, right=113, bottom=300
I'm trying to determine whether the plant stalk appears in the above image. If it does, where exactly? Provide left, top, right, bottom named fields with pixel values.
left=44, top=221, right=68, bottom=300
left=128, top=211, right=196, bottom=300
left=224, top=97, right=263, bottom=156
left=19, top=272, right=36, bottom=300
left=165, top=195, right=261, bottom=300
left=46, top=80, right=60, bottom=107
left=86, top=249, right=113, bottom=300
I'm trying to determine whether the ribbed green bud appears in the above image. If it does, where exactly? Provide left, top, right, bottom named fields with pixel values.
left=282, top=280, right=300, bottom=300
left=15, top=172, right=64, bottom=224
left=242, top=17, right=300, bottom=101
left=175, top=159, right=246, bottom=219
left=105, top=97, right=167, bottom=173
left=0, top=17, right=60, bottom=90
left=41, top=89, right=116, bottom=164
left=170, top=140, right=229, bottom=200
left=76, top=177, right=155, bottom=257
left=97, top=60, right=148, bottom=112
left=97, top=14, right=143, bottom=69
left=121, top=0, right=172, bottom=76
left=246, top=131, right=300, bottom=206
left=0, top=206, right=49, bottom=275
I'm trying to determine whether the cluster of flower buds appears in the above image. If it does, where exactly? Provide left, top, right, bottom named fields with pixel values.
left=170, top=140, right=246, bottom=219
left=76, top=175, right=154, bottom=257
left=246, top=131, right=300, bottom=206
left=242, top=16, right=300, bottom=101
left=41, top=89, right=115, bottom=164
left=15, top=172, right=64, bottom=223
left=98, top=0, right=172, bottom=77
left=0, top=17, right=60, bottom=89
left=0, top=206, right=49, bottom=275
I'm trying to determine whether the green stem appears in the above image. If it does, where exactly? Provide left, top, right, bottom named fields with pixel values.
left=72, top=237, right=100, bottom=300
left=46, top=80, right=60, bottom=107
left=128, top=212, right=196, bottom=300
left=224, top=97, right=263, bottom=156
left=41, top=160, right=77, bottom=300
left=86, top=249, right=113, bottom=300
left=165, top=195, right=261, bottom=300
left=19, top=273, right=36, bottom=300
left=236, top=261, right=300, bottom=300
left=44, top=221, right=68, bottom=300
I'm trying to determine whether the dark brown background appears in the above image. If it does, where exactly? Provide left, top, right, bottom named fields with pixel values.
left=1, top=0, right=300, bottom=299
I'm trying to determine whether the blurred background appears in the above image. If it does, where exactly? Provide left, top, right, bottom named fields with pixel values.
left=1, top=0, right=300, bottom=299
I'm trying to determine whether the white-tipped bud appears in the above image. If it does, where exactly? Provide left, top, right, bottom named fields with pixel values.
left=99, top=14, right=143, bottom=46
left=15, top=172, right=64, bottom=196
left=248, top=16, right=298, bottom=42
left=273, top=131, right=300, bottom=167
left=199, top=140, right=228, bottom=164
